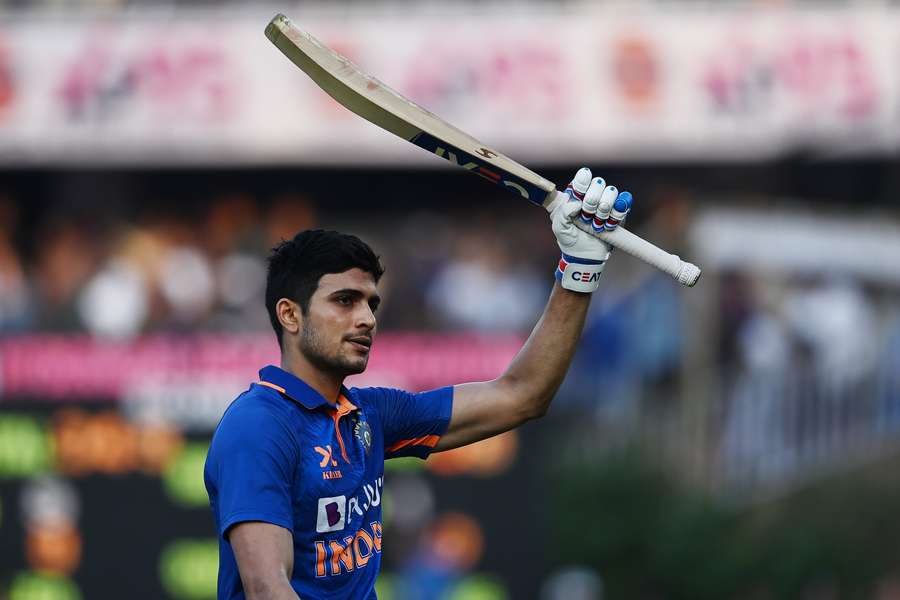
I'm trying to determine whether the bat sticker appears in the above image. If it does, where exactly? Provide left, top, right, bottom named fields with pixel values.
left=412, top=132, right=545, bottom=204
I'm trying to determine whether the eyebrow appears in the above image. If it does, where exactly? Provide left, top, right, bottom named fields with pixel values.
left=330, top=288, right=381, bottom=306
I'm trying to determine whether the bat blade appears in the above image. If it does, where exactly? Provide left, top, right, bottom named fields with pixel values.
left=265, top=14, right=555, bottom=206
left=265, top=14, right=702, bottom=287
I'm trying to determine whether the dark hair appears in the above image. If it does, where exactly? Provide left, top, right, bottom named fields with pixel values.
left=265, top=229, right=384, bottom=346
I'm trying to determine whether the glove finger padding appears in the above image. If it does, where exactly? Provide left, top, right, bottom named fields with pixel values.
left=580, top=177, right=606, bottom=224
left=553, top=167, right=591, bottom=247
left=593, top=185, right=619, bottom=232
left=604, top=191, right=632, bottom=230
left=565, top=168, right=592, bottom=203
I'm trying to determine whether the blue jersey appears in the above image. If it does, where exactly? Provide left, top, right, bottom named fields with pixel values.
left=204, top=365, right=453, bottom=600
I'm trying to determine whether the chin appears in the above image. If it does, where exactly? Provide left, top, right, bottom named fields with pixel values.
left=337, top=357, right=368, bottom=376
left=347, top=361, right=368, bottom=375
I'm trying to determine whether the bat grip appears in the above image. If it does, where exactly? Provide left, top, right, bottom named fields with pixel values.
left=545, top=191, right=701, bottom=287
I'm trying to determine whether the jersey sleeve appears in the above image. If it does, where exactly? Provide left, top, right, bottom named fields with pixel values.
left=204, top=401, right=297, bottom=538
left=361, top=386, right=453, bottom=460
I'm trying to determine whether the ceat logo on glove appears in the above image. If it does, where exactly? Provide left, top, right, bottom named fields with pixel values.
left=570, top=271, right=602, bottom=283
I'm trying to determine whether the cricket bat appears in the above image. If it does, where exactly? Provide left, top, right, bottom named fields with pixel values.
left=265, top=14, right=701, bottom=287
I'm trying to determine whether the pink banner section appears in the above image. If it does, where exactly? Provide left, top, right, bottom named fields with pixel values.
left=0, top=333, right=523, bottom=401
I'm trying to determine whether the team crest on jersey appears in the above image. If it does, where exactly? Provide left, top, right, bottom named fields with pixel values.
left=353, top=415, right=373, bottom=456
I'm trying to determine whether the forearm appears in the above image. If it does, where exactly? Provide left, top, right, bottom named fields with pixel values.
left=244, top=579, right=299, bottom=600
left=230, top=522, right=298, bottom=600
left=437, top=169, right=626, bottom=451
left=499, top=281, right=592, bottom=417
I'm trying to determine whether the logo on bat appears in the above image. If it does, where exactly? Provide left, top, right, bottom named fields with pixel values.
left=431, top=146, right=529, bottom=199
left=407, top=132, right=546, bottom=206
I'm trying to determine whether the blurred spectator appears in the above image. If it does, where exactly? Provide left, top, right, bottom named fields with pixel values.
left=265, top=195, right=317, bottom=247
left=215, top=252, right=265, bottom=310
left=721, top=308, right=792, bottom=484
left=876, top=319, right=900, bottom=433
left=561, top=273, right=683, bottom=413
left=77, top=257, right=149, bottom=338
left=397, top=512, right=485, bottom=600
left=34, top=221, right=99, bottom=331
left=366, top=211, right=454, bottom=330
left=0, top=198, right=30, bottom=330
left=783, top=276, right=877, bottom=387
left=203, top=194, right=262, bottom=258
left=737, top=311, right=790, bottom=374
left=717, top=271, right=757, bottom=368
left=158, top=245, right=215, bottom=324
left=0, top=233, right=29, bottom=331
left=426, top=230, right=544, bottom=332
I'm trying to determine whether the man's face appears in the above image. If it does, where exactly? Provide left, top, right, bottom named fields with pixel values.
left=297, top=268, right=380, bottom=378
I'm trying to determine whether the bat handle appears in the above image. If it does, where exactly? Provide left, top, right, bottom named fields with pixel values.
left=545, top=191, right=701, bottom=287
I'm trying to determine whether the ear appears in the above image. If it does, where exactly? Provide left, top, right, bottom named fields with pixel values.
left=276, top=298, right=302, bottom=336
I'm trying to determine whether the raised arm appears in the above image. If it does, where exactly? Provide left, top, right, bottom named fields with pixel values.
left=435, top=168, right=632, bottom=452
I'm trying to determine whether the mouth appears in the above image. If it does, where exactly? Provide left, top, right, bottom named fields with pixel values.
left=346, top=336, right=372, bottom=352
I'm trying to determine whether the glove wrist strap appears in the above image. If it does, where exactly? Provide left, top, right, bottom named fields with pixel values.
left=555, top=253, right=605, bottom=293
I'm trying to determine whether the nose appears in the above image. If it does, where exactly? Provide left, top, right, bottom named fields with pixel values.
left=356, top=304, right=376, bottom=331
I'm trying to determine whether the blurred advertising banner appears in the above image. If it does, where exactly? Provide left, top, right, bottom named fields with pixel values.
left=0, top=6, right=898, bottom=164
left=0, top=333, right=521, bottom=429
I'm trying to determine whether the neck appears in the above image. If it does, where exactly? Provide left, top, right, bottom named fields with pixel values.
left=280, top=350, right=343, bottom=405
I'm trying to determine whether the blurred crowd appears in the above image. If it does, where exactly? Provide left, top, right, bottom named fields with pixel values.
left=0, top=191, right=559, bottom=338
left=715, top=269, right=900, bottom=488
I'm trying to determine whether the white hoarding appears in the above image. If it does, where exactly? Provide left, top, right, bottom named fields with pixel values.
left=0, top=7, right=897, bottom=164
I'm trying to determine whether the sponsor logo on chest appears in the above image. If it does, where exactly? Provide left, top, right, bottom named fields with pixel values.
left=315, top=476, right=383, bottom=533
left=313, top=477, right=385, bottom=578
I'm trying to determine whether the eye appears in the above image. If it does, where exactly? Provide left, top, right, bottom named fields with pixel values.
left=369, top=301, right=380, bottom=313
left=336, top=295, right=352, bottom=306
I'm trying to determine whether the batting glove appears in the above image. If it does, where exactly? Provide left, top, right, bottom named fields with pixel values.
left=551, top=167, right=633, bottom=293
